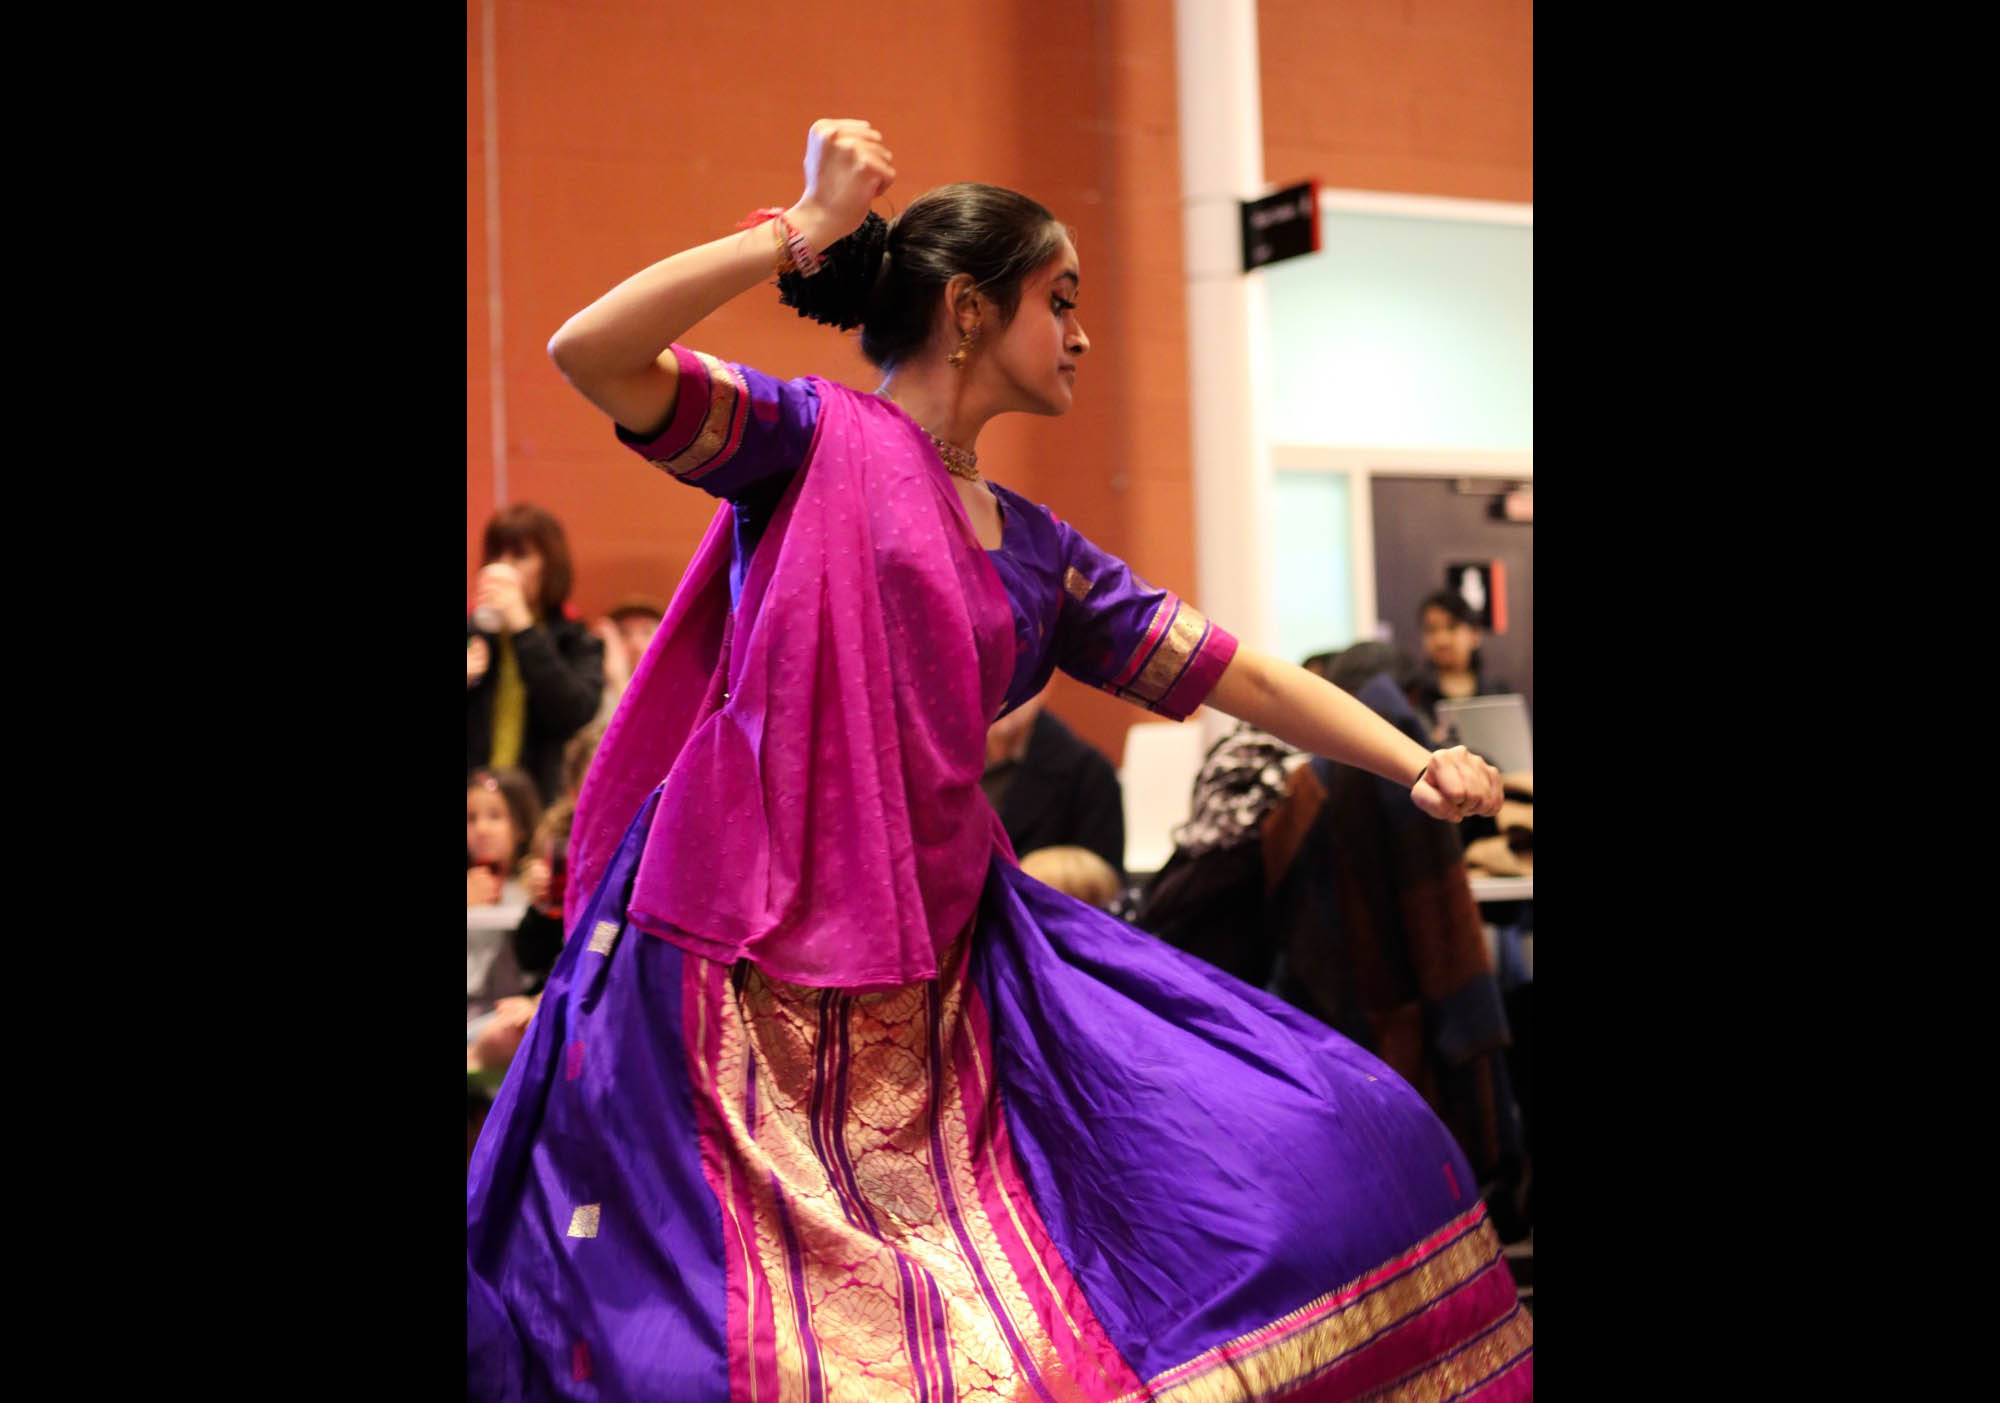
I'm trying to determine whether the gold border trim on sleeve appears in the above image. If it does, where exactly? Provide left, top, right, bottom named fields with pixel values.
left=1124, top=601, right=1209, bottom=707
left=651, top=351, right=745, bottom=480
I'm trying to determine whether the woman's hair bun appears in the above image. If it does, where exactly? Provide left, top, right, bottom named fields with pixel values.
left=777, top=211, right=890, bottom=331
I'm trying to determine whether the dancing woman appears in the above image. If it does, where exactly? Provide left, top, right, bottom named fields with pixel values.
left=468, top=118, right=1530, bottom=1402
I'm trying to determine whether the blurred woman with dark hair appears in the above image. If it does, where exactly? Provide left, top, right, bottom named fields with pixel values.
left=466, top=502, right=605, bottom=806
left=465, top=766, right=542, bottom=905
left=1412, top=588, right=1510, bottom=743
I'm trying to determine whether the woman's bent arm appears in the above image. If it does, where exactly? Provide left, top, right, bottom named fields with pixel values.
left=546, top=213, right=815, bottom=435
left=547, top=120, right=894, bottom=436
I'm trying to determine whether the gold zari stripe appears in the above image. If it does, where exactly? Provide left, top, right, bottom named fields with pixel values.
left=1112, top=1218, right=1510, bottom=1403
left=1372, top=1307, right=1532, bottom=1403
left=1121, top=600, right=1210, bottom=708
left=649, top=351, right=745, bottom=480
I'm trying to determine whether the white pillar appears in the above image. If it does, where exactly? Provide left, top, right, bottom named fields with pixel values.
left=1173, top=0, right=1271, bottom=743
left=482, top=0, right=509, bottom=506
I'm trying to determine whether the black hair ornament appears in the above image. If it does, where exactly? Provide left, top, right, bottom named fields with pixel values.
left=778, top=211, right=891, bottom=331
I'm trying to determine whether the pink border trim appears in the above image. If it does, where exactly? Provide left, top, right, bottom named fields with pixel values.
left=685, top=956, right=780, bottom=1400
left=1153, top=623, right=1239, bottom=722
left=676, top=360, right=751, bottom=484
left=1107, top=597, right=1175, bottom=692
left=1455, top=1340, right=1533, bottom=1401
left=1139, top=1203, right=1494, bottom=1393
left=1282, top=1258, right=1517, bottom=1400
left=628, top=343, right=715, bottom=459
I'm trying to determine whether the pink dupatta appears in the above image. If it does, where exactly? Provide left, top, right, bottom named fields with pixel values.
left=566, top=381, right=1017, bottom=989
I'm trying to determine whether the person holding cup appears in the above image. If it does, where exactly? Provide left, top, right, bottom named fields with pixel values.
left=466, top=503, right=605, bottom=806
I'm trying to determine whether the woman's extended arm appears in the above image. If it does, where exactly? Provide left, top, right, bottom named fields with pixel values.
left=1206, top=645, right=1502, bottom=821
left=547, top=119, right=895, bottom=436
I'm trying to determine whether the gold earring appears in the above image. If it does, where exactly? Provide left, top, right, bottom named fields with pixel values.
left=948, top=325, right=978, bottom=369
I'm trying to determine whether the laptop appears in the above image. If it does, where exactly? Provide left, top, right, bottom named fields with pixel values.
left=1434, top=694, right=1533, bottom=775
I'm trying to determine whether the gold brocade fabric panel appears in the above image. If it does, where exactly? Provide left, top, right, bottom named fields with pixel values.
left=694, top=942, right=1529, bottom=1403
left=703, top=933, right=1108, bottom=1403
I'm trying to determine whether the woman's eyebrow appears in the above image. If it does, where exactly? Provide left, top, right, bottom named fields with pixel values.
left=1054, top=270, right=1080, bottom=288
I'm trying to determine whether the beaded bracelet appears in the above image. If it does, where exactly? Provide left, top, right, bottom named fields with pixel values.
left=737, top=207, right=824, bottom=279
left=773, top=211, right=823, bottom=278
left=737, top=207, right=792, bottom=276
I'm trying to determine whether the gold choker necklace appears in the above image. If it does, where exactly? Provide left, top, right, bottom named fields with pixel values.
left=876, top=390, right=980, bottom=481
left=929, top=437, right=980, bottom=482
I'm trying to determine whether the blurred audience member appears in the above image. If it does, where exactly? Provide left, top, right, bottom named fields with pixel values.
left=467, top=768, right=540, bottom=1055
left=983, top=689, right=1125, bottom=882
left=592, top=595, right=667, bottom=722
left=1463, top=774, right=1533, bottom=878
left=511, top=796, right=577, bottom=997
left=1126, top=652, right=1342, bottom=985
left=466, top=767, right=541, bottom=906
left=468, top=992, right=541, bottom=1100
left=1411, top=590, right=1510, bottom=744
left=471, top=723, right=610, bottom=1098
left=1019, top=845, right=1122, bottom=909
left=1325, top=640, right=1420, bottom=702
left=561, top=718, right=607, bottom=802
left=467, top=503, right=606, bottom=806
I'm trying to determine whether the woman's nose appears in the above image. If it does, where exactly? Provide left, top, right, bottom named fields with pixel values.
left=1069, top=324, right=1090, bottom=357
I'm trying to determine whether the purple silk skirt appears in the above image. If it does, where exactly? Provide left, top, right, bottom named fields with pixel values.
left=467, top=788, right=1532, bottom=1401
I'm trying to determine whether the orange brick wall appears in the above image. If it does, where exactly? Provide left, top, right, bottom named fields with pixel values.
left=1259, top=0, right=1533, bottom=203
left=469, top=0, right=1529, bottom=764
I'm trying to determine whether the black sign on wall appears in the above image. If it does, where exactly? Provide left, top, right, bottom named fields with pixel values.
left=1241, top=180, right=1322, bottom=273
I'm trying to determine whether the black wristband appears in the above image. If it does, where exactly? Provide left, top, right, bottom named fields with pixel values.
left=1411, top=762, right=1429, bottom=789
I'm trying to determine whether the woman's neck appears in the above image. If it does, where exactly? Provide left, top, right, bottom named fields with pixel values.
left=876, top=363, right=993, bottom=455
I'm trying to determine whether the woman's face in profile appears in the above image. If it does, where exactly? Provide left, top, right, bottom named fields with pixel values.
left=1420, top=606, right=1478, bottom=672
left=985, top=235, right=1087, bottom=417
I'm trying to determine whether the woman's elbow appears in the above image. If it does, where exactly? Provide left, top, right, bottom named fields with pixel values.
left=547, top=321, right=588, bottom=379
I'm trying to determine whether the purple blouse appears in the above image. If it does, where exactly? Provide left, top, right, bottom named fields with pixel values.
left=618, top=345, right=1238, bottom=723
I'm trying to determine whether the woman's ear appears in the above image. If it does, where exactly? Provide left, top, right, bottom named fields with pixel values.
left=943, top=272, right=983, bottom=336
